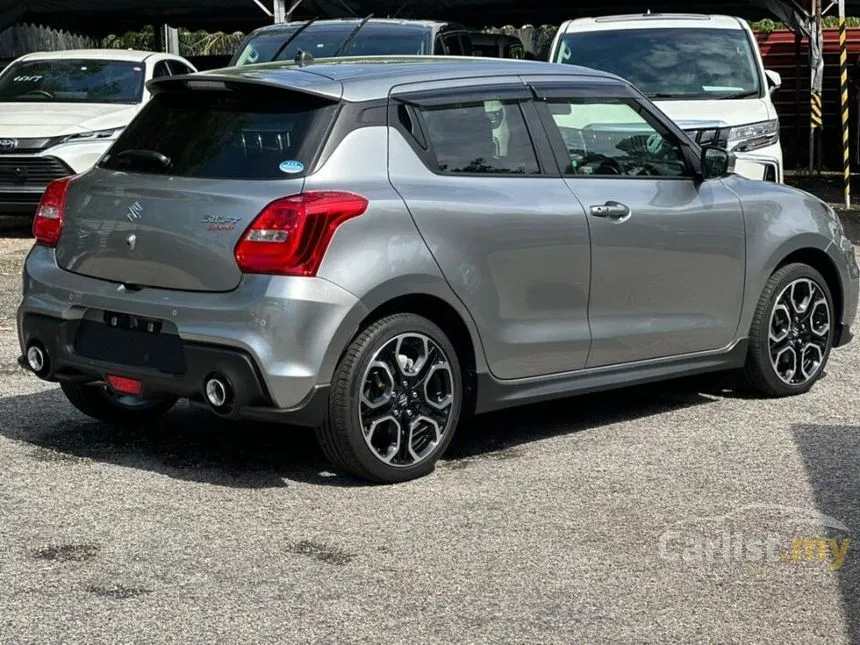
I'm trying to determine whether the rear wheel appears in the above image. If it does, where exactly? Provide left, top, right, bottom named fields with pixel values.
left=60, top=381, right=178, bottom=424
left=744, top=263, right=835, bottom=397
left=317, top=314, right=463, bottom=484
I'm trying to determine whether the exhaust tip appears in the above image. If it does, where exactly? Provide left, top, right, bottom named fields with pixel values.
left=26, top=343, right=49, bottom=377
left=204, top=376, right=232, bottom=410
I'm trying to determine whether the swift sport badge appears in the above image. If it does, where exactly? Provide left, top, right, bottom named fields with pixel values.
left=201, top=215, right=241, bottom=231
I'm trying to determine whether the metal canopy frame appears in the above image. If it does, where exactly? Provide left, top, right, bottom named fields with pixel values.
left=0, top=0, right=838, bottom=35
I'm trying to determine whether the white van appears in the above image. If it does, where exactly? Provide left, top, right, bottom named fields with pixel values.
left=549, top=13, right=783, bottom=182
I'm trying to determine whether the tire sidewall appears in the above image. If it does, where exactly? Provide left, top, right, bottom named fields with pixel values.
left=752, top=264, right=835, bottom=396
left=334, top=315, right=463, bottom=483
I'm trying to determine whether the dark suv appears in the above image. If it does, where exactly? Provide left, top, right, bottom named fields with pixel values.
left=229, top=18, right=521, bottom=65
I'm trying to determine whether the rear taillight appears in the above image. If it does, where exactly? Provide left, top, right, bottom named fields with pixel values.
left=234, top=191, right=369, bottom=276
left=33, top=177, right=73, bottom=247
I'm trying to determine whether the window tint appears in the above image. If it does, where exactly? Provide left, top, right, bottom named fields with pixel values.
left=0, top=59, right=144, bottom=104
left=439, top=33, right=464, bottom=55
left=166, top=60, right=193, bottom=76
left=99, top=87, right=337, bottom=179
left=418, top=100, right=540, bottom=175
left=555, top=28, right=762, bottom=100
left=152, top=61, right=171, bottom=78
left=546, top=99, right=688, bottom=178
left=232, top=23, right=432, bottom=65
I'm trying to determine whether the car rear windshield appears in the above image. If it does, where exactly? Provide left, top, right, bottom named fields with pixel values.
left=98, top=85, right=337, bottom=179
left=555, top=28, right=763, bottom=100
left=0, top=59, right=145, bottom=103
left=232, top=23, right=432, bottom=65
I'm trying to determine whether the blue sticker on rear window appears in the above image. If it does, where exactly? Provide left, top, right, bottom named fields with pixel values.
left=279, top=160, right=304, bottom=174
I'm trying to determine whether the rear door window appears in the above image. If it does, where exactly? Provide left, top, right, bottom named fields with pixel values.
left=99, top=85, right=337, bottom=179
left=166, top=60, right=195, bottom=76
left=416, top=99, right=540, bottom=175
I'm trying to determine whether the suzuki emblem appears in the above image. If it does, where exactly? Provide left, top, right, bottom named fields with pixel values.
left=0, top=139, right=17, bottom=151
left=127, top=200, right=143, bottom=222
left=126, top=233, right=137, bottom=251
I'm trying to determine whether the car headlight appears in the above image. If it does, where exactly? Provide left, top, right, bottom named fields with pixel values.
left=61, top=127, right=125, bottom=143
left=726, top=119, right=780, bottom=153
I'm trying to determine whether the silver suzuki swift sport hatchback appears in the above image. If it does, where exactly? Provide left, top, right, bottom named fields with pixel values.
left=17, top=57, right=859, bottom=483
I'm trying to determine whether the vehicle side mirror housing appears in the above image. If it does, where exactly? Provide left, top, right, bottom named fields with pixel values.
left=765, top=69, right=782, bottom=94
left=701, top=145, right=735, bottom=179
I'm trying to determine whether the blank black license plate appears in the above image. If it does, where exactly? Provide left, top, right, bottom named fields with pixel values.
left=74, top=315, right=186, bottom=374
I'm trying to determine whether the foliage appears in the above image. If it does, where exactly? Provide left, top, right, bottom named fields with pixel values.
left=751, top=16, right=860, bottom=35
left=101, top=25, right=245, bottom=56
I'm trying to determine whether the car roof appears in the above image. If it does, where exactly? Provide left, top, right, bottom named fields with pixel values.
left=165, top=56, right=626, bottom=102
left=247, top=18, right=446, bottom=36
left=15, top=49, right=171, bottom=63
left=561, top=13, right=744, bottom=32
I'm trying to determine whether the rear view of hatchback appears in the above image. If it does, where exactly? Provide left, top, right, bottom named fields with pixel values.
left=17, top=59, right=858, bottom=485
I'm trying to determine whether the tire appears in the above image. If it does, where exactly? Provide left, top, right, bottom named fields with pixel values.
left=60, top=381, right=178, bottom=424
left=744, top=263, right=835, bottom=397
left=316, top=313, right=463, bottom=484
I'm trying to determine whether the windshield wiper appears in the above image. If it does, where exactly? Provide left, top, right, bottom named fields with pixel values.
left=332, top=13, right=374, bottom=56
left=114, top=149, right=171, bottom=169
left=648, top=92, right=693, bottom=99
left=719, top=89, right=760, bottom=100
left=269, top=17, right=318, bottom=62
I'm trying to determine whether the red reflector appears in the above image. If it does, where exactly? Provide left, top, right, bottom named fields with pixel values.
left=106, top=375, right=143, bottom=395
left=234, top=191, right=369, bottom=277
left=33, top=176, right=74, bottom=248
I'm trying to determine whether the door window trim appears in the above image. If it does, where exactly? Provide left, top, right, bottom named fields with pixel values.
left=537, top=93, right=698, bottom=181
left=390, top=87, right=559, bottom=178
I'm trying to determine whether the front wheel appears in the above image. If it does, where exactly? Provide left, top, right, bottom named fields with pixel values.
left=60, top=381, right=178, bottom=424
left=316, top=314, right=463, bottom=484
left=744, top=263, right=835, bottom=397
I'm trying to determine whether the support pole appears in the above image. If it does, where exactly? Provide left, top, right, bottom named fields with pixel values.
left=839, top=0, right=851, bottom=207
left=795, top=29, right=802, bottom=168
left=273, top=0, right=287, bottom=23
left=810, top=0, right=822, bottom=173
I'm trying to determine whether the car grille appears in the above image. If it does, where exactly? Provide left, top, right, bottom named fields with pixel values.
left=0, top=156, right=74, bottom=188
left=0, top=137, right=60, bottom=154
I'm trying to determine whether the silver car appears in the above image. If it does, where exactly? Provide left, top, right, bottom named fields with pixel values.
left=17, top=57, right=859, bottom=483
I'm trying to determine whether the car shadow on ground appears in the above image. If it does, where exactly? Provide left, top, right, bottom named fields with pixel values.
left=791, top=423, right=860, bottom=645
left=0, top=375, right=721, bottom=489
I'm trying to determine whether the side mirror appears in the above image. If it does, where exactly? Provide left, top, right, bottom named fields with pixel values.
left=765, top=69, right=782, bottom=94
left=701, top=145, right=735, bottom=179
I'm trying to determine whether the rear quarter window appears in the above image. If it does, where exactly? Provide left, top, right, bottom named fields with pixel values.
left=99, top=85, right=337, bottom=179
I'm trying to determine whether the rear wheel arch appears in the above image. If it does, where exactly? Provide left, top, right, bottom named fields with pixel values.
left=347, top=293, right=484, bottom=416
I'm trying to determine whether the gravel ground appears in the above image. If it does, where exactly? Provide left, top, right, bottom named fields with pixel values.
left=1, top=216, right=859, bottom=644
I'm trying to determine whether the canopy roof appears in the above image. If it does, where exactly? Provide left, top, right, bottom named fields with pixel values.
left=0, top=0, right=838, bottom=37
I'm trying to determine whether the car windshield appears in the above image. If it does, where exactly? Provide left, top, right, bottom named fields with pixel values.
left=232, top=23, right=432, bottom=65
left=0, top=59, right=145, bottom=104
left=555, top=27, right=762, bottom=100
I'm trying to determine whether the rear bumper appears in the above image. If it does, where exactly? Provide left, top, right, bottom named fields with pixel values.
left=17, top=312, right=330, bottom=426
left=18, top=245, right=368, bottom=416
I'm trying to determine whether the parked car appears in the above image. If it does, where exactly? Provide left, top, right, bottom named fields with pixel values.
left=0, top=49, right=197, bottom=216
left=17, top=57, right=858, bottom=484
left=468, top=33, right=527, bottom=59
left=229, top=18, right=522, bottom=65
left=549, top=13, right=784, bottom=183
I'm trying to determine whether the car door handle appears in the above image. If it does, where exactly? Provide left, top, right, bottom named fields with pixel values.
left=589, top=201, right=631, bottom=222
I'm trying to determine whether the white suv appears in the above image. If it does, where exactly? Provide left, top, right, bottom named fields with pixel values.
left=549, top=13, right=784, bottom=182
left=0, top=49, right=197, bottom=216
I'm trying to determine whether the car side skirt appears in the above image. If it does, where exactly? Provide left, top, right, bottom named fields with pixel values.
left=474, top=338, right=750, bottom=414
